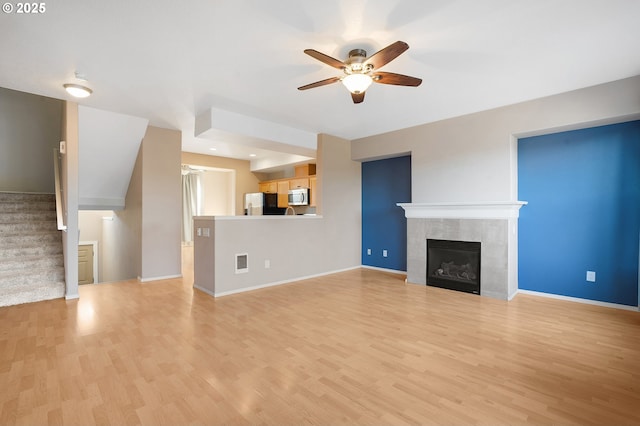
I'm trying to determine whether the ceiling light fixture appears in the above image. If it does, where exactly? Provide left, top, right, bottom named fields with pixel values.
left=249, top=154, right=257, bottom=157
left=341, top=73, right=373, bottom=94
left=209, top=147, right=217, bottom=151
left=63, top=83, right=92, bottom=98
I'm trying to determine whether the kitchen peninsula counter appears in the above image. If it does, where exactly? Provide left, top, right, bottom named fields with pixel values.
left=192, top=214, right=324, bottom=298
left=213, top=214, right=321, bottom=220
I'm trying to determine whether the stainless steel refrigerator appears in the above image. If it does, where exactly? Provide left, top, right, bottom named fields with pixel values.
left=243, top=192, right=284, bottom=215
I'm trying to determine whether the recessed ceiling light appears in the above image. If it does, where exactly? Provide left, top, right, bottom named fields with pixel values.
left=209, top=148, right=217, bottom=151
left=249, top=154, right=257, bottom=157
left=63, top=83, right=92, bottom=98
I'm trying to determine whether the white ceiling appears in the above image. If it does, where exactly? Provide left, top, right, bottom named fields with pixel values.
left=2, top=0, right=639, bottom=167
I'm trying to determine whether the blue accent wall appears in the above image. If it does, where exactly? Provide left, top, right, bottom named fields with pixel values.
left=518, top=121, right=640, bottom=306
left=362, top=155, right=411, bottom=271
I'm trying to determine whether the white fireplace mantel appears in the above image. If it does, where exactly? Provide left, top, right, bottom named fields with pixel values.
left=397, top=201, right=528, bottom=220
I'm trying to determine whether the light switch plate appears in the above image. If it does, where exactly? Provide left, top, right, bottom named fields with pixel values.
left=586, top=271, right=596, bottom=282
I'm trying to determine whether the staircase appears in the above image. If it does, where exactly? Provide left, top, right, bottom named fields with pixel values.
left=0, top=192, right=66, bottom=307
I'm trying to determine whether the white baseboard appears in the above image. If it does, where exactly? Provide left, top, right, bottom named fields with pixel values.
left=361, top=265, right=407, bottom=275
left=65, top=293, right=79, bottom=300
left=214, top=266, right=361, bottom=298
left=193, top=285, right=216, bottom=298
left=517, top=289, right=639, bottom=311
left=138, top=274, right=182, bottom=283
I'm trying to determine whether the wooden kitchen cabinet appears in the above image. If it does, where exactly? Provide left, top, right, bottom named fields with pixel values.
left=295, top=164, right=316, bottom=177
left=289, top=177, right=309, bottom=189
left=309, top=176, right=317, bottom=207
left=259, top=164, right=316, bottom=208
left=277, top=180, right=289, bottom=207
left=259, top=181, right=277, bottom=193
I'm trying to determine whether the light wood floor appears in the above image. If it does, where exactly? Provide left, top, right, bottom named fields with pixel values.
left=1, top=268, right=639, bottom=425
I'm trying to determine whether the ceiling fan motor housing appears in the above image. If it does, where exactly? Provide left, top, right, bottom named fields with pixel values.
left=346, top=49, right=369, bottom=73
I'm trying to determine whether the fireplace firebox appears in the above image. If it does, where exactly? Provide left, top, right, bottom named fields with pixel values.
left=427, top=239, right=481, bottom=295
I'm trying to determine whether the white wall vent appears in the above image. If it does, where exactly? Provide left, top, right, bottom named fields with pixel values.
left=235, top=253, right=248, bottom=274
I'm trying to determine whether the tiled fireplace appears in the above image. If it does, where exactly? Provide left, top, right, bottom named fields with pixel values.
left=398, top=202, right=526, bottom=300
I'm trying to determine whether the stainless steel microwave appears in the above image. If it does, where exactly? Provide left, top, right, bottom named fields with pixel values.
left=288, top=188, right=309, bottom=206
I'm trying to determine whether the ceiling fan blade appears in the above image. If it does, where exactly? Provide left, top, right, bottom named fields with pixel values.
left=365, top=41, right=409, bottom=70
left=304, top=49, right=346, bottom=70
left=298, top=76, right=341, bottom=91
left=351, top=92, right=365, bottom=104
left=372, top=72, right=422, bottom=87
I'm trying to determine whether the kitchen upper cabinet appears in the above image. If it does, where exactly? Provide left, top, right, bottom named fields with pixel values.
left=277, top=180, right=289, bottom=208
left=289, top=177, right=309, bottom=189
left=259, top=181, right=277, bottom=193
left=309, top=176, right=317, bottom=207
left=295, top=164, right=316, bottom=177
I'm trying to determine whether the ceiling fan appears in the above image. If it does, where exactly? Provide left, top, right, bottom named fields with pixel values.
left=298, top=40, right=422, bottom=104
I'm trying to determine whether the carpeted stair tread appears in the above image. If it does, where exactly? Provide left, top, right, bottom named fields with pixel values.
left=0, top=266, right=65, bottom=286
left=0, top=282, right=65, bottom=307
left=0, top=211, right=58, bottom=222
left=0, top=255, right=63, bottom=273
left=0, top=221, right=60, bottom=234
left=0, top=192, right=55, bottom=202
left=0, top=200, right=56, bottom=213
left=0, top=244, right=63, bottom=258
left=0, top=231, right=61, bottom=247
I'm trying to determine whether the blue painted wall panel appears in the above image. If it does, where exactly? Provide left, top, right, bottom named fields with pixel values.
left=362, top=155, right=411, bottom=271
left=518, top=121, right=640, bottom=306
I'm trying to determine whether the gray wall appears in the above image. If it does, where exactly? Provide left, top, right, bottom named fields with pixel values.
left=140, top=126, right=182, bottom=280
left=210, top=134, right=361, bottom=295
left=352, top=75, right=640, bottom=203
left=108, top=126, right=182, bottom=282
left=0, top=87, right=63, bottom=193
left=200, top=169, right=234, bottom=216
left=110, top=142, right=143, bottom=281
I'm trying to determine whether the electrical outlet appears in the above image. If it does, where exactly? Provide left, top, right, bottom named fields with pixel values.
left=265, top=259, right=270, bottom=269
left=382, top=249, right=388, bottom=258
left=586, top=271, right=596, bottom=282
left=367, top=248, right=371, bottom=255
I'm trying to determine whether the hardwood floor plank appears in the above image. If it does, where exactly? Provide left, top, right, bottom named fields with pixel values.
left=1, top=268, right=640, bottom=425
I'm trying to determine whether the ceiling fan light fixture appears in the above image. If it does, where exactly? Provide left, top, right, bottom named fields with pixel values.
left=342, top=73, right=372, bottom=94
left=299, top=41, right=419, bottom=103
left=63, top=83, right=92, bottom=98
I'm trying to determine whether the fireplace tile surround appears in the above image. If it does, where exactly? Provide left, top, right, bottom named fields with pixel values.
left=398, top=202, right=527, bottom=300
